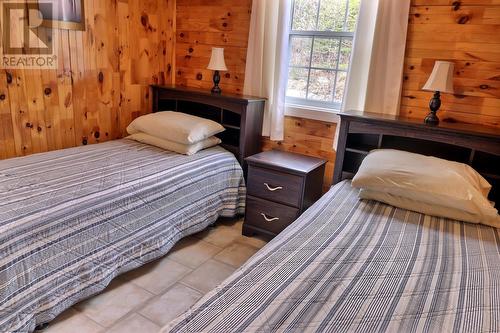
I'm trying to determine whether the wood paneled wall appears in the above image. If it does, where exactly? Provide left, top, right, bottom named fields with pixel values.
left=175, top=0, right=252, bottom=94
left=0, top=0, right=176, bottom=159
left=401, top=0, right=500, bottom=128
left=3, top=0, right=499, bottom=181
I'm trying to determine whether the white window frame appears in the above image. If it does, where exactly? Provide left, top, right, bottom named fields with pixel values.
left=286, top=0, right=356, bottom=113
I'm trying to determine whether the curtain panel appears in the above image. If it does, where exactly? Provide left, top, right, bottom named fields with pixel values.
left=243, top=0, right=292, bottom=141
left=342, top=0, right=411, bottom=116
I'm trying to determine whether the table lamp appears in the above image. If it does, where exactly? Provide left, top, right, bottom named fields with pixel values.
left=422, top=61, right=455, bottom=125
left=207, top=47, right=228, bottom=94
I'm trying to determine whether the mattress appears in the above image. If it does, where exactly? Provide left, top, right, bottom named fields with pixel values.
left=165, top=180, right=500, bottom=333
left=0, top=139, right=246, bottom=333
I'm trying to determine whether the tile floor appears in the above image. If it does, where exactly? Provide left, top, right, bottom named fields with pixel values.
left=44, top=218, right=268, bottom=333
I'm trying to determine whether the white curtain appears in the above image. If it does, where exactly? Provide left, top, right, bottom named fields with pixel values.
left=243, top=0, right=291, bottom=141
left=342, top=0, right=411, bottom=115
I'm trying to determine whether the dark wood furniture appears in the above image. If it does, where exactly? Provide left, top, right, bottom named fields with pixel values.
left=243, top=150, right=326, bottom=238
left=151, top=85, right=265, bottom=173
left=334, top=111, right=500, bottom=208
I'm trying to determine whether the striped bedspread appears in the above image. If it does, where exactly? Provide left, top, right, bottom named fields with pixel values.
left=165, top=180, right=500, bottom=333
left=0, top=140, right=245, bottom=333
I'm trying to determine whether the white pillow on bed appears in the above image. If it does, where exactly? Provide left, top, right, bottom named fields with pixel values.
left=126, top=133, right=221, bottom=155
left=352, top=149, right=500, bottom=228
left=127, top=111, right=225, bottom=145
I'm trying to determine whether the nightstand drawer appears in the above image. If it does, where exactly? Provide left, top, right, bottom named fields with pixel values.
left=247, top=166, right=304, bottom=207
left=245, top=196, right=300, bottom=235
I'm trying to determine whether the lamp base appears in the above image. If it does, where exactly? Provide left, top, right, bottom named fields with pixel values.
left=424, top=91, right=441, bottom=125
left=424, top=112, right=439, bottom=125
left=211, top=70, right=222, bottom=94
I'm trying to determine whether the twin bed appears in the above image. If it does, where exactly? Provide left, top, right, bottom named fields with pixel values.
left=164, top=112, right=500, bottom=332
left=1, top=88, right=499, bottom=333
left=0, top=141, right=245, bottom=332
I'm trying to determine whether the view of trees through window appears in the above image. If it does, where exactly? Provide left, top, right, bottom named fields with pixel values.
left=287, top=0, right=361, bottom=109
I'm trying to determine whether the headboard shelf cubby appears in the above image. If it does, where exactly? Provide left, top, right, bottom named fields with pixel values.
left=335, top=111, right=500, bottom=208
left=151, top=85, right=266, bottom=174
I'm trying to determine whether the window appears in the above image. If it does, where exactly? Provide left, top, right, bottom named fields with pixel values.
left=286, top=0, right=360, bottom=110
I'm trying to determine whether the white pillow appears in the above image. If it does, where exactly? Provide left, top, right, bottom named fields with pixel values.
left=127, top=112, right=225, bottom=145
left=359, top=189, right=497, bottom=226
left=126, top=133, right=221, bottom=155
left=351, top=149, right=499, bottom=228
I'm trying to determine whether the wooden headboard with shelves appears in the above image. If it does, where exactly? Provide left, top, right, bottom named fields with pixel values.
left=334, top=111, right=500, bottom=208
left=150, top=85, right=265, bottom=173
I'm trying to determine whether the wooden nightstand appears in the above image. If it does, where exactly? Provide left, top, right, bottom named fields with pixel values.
left=243, top=150, right=327, bottom=238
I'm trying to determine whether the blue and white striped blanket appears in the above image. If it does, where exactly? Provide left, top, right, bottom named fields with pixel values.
left=165, top=180, right=500, bottom=333
left=0, top=140, right=245, bottom=332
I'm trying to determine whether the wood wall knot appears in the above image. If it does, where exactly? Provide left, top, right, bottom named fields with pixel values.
left=457, top=15, right=469, bottom=24
left=141, top=13, right=149, bottom=27
left=0, top=94, right=5, bottom=101
left=6, top=72, right=12, bottom=84
left=98, top=72, right=104, bottom=83
left=479, top=84, right=489, bottom=89
left=452, top=1, right=461, bottom=11
left=196, top=73, right=202, bottom=80
left=225, top=73, right=230, bottom=78
left=25, top=122, right=33, bottom=128
left=140, top=13, right=153, bottom=31
left=82, top=137, right=88, bottom=145
left=37, top=126, right=42, bottom=133
left=44, top=87, right=52, bottom=96
left=94, top=131, right=100, bottom=139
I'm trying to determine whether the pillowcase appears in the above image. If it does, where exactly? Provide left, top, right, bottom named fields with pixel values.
left=127, top=112, right=225, bottom=145
left=351, top=149, right=499, bottom=228
left=359, top=189, right=495, bottom=226
left=126, top=133, right=221, bottom=156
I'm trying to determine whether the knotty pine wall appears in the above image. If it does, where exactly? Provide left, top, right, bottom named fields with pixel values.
left=401, top=0, right=500, bottom=128
left=2, top=0, right=499, bottom=188
left=0, top=0, right=175, bottom=159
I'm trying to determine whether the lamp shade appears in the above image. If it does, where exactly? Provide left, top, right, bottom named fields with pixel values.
left=422, top=61, right=455, bottom=94
left=207, top=47, right=228, bottom=71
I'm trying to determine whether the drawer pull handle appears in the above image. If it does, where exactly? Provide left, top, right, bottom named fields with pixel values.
left=261, top=213, right=280, bottom=222
left=264, top=183, right=283, bottom=192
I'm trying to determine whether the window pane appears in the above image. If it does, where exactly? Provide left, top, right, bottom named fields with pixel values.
left=318, top=0, right=347, bottom=31
left=338, top=39, right=352, bottom=70
left=334, top=71, right=347, bottom=103
left=346, top=0, right=361, bottom=32
left=292, top=0, right=319, bottom=31
left=287, top=67, right=309, bottom=98
left=308, top=70, right=335, bottom=102
left=311, top=38, right=339, bottom=69
left=289, top=37, right=312, bottom=67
